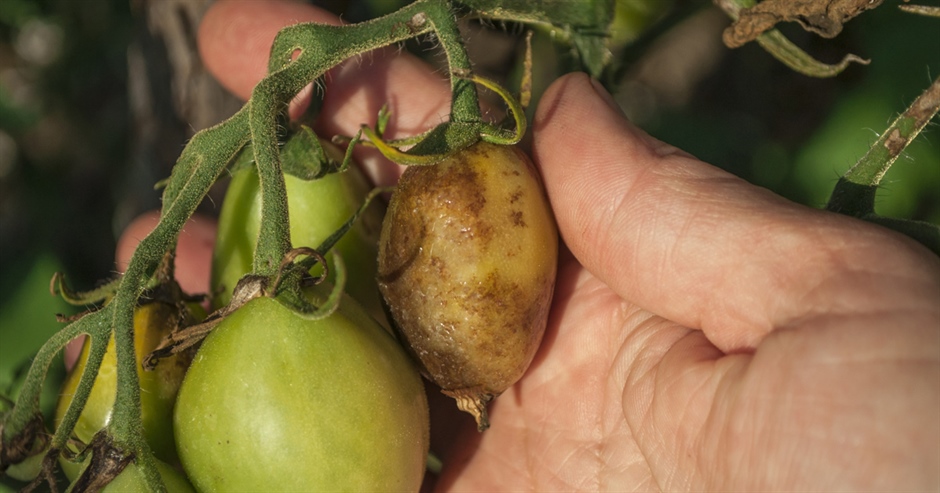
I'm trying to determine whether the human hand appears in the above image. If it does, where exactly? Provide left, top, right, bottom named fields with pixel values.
left=117, top=1, right=940, bottom=490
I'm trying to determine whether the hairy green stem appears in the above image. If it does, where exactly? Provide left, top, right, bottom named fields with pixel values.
left=2, top=317, right=88, bottom=444
left=101, top=108, right=250, bottom=492
left=4, top=2, right=495, bottom=490
left=827, top=76, right=940, bottom=215
left=825, top=76, right=940, bottom=256
left=251, top=0, right=480, bottom=275
left=48, top=316, right=110, bottom=451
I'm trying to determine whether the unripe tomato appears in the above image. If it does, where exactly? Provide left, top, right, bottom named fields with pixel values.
left=212, top=140, right=385, bottom=322
left=54, top=301, right=196, bottom=479
left=173, top=288, right=429, bottom=492
left=95, top=458, right=195, bottom=493
left=3, top=442, right=45, bottom=482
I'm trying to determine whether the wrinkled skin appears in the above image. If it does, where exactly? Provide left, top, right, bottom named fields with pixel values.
left=378, top=141, right=558, bottom=430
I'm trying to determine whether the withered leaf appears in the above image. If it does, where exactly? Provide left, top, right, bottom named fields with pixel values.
left=723, top=0, right=884, bottom=48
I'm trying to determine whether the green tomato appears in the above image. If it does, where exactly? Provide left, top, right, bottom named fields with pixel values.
left=173, top=289, right=429, bottom=492
left=3, top=442, right=45, bottom=482
left=75, top=459, right=196, bottom=493
left=212, top=141, right=385, bottom=322
left=94, top=458, right=195, bottom=493
left=54, top=301, right=196, bottom=480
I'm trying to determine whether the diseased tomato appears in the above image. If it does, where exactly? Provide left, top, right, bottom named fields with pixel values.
left=378, top=141, right=558, bottom=430
left=212, top=140, right=385, bottom=322
left=54, top=301, right=196, bottom=479
left=173, top=287, right=429, bottom=492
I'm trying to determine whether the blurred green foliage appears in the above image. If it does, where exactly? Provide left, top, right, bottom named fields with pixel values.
left=648, top=4, right=939, bottom=220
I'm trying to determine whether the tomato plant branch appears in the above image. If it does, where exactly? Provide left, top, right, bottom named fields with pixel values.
left=826, top=75, right=940, bottom=255
left=47, top=320, right=110, bottom=452
left=0, top=316, right=89, bottom=467
left=3, top=1, right=550, bottom=490
left=249, top=0, right=481, bottom=281
left=8, top=107, right=252, bottom=491
left=103, top=108, right=251, bottom=492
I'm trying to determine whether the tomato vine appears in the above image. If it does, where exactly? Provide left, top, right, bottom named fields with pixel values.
left=2, top=2, right=497, bottom=490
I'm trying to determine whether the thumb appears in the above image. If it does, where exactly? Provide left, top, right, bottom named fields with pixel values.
left=531, top=73, right=934, bottom=352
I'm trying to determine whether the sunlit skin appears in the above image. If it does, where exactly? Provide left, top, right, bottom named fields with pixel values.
left=103, top=1, right=939, bottom=491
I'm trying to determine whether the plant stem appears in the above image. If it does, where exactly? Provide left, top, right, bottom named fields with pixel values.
left=104, top=108, right=251, bottom=492
left=1, top=318, right=88, bottom=444
left=48, top=321, right=110, bottom=450
left=251, top=0, right=480, bottom=275
left=827, top=76, right=940, bottom=215
left=5, top=2, right=491, bottom=490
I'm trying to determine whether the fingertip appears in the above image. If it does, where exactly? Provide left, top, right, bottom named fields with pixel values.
left=198, top=0, right=335, bottom=100
left=533, top=74, right=689, bottom=178
left=174, top=214, right=218, bottom=295
left=532, top=73, right=654, bottom=267
left=533, top=73, right=656, bottom=175
left=116, top=211, right=161, bottom=273
left=116, top=212, right=217, bottom=295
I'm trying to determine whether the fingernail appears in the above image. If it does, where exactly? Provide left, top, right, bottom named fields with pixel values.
left=589, top=77, right=625, bottom=116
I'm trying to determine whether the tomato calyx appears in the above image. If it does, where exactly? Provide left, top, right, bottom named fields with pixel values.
left=142, top=274, right=266, bottom=371
left=143, top=246, right=344, bottom=369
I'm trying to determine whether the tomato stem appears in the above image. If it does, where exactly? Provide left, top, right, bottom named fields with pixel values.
left=826, top=75, right=940, bottom=255
left=3, top=2, right=523, bottom=489
left=0, top=319, right=88, bottom=463
left=250, top=0, right=481, bottom=276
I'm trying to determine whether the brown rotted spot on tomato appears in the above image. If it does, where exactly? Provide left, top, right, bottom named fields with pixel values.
left=510, top=210, right=526, bottom=227
left=69, top=432, right=134, bottom=492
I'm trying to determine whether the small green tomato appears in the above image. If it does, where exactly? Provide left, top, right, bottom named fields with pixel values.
left=54, top=301, right=196, bottom=479
left=212, top=140, right=385, bottom=322
left=173, top=288, right=429, bottom=492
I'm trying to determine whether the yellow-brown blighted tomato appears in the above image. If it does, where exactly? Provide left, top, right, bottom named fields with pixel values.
left=212, top=139, right=385, bottom=322
left=54, top=301, right=198, bottom=479
left=377, top=141, right=558, bottom=430
left=173, top=287, right=429, bottom=492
